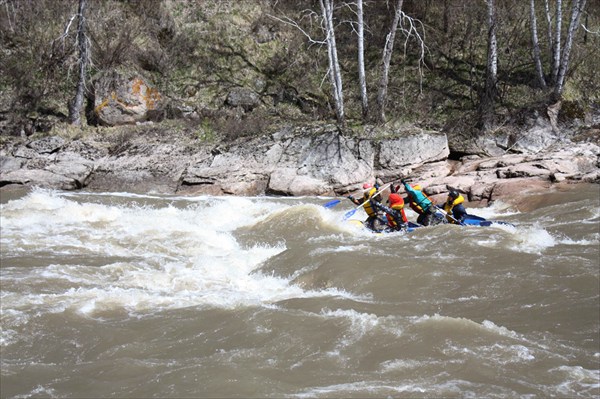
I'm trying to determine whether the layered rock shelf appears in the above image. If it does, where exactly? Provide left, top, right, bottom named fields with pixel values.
left=1, top=121, right=598, bottom=207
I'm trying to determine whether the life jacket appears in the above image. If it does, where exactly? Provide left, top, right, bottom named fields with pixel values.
left=444, top=194, right=465, bottom=222
left=386, top=193, right=408, bottom=227
left=362, top=187, right=378, bottom=218
left=407, top=184, right=434, bottom=215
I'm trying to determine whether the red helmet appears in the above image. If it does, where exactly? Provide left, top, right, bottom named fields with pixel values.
left=362, top=183, right=373, bottom=190
left=388, top=193, right=403, bottom=206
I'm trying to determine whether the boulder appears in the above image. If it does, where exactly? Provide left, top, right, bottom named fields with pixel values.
left=225, top=87, right=260, bottom=111
left=0, top=156, right=24, bottom=173
left=581, top=170, right=600, bottom=183
left=47, top=152, right=95, bottom=187
left=268, top=168, right=329, bottom=196
left=27, top=136, right=66, bottom=154
left=93, top=71, right=164, bottom=126
left=1, top=168, right=81, bottom=190
left=0, top=150, right=93, bottom=189
left=489, top=178, right=552, bottom=200
left=180, top=126, right=450, bottom=196
left=496, top=163, right=553, bottom=179
left=378, top=133, right=449, bottom=168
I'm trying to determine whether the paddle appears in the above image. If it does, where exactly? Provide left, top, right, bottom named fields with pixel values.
left=343, top=182, right=392, bottom=220
left=323, top=199, right=341, bottom=208
left=435, top=205, right=465, bottom=225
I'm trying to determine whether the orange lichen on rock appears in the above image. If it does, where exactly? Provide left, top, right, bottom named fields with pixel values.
left=93, top=92, right=117, bottom=115
left=132, top=78, right=143, bottom=95
left=144, top=86, right=161, bottom=110
left=131, top=77, right=160, bottom=109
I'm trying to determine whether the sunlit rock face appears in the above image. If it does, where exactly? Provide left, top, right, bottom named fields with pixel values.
left=93, top=71, right=164, bottom=126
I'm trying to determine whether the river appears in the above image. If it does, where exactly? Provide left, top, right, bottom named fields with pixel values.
left=1, top=185, right=599, bottom=398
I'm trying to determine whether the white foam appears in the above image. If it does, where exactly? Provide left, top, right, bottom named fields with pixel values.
left=550, top=365, right=600, bottom=397
left=295, top=381, right=428, bottom=398
left=0, top=191, right=312, bottom=316
left=554, top=232, right=600, bottom=246
left=507, top=225, right=557, bottom=254
left=468, top=200, right=520, bottom=220
left=2, top=190, right=380, bottom=318
left=321, top=308, right=402, bottom=342
left=480, top=319, right=520, bottom=339
left=473, top=222, right=557, bottom=254
left=13, top=385, right=58, bottom=399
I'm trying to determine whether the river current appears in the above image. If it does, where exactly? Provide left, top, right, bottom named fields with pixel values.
left=1, top=185, right=599, bottom=398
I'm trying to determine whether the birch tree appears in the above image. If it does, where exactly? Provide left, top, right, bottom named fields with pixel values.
left=479, top=0, right=498, bottom=129
left=373, top=0, right=426, bottom=123
left=269, top=1, right=345, bottom=124
left=68, top=0, right=89, bottom=126
left=356, top=0, right=368, bottom=118
left=376, top=0, right=403, bottom=123
left=320, top=0, right=345, bottom=124
left=530, top=0, right=547, bottom=89
left=550, top=0, right=562, bottom=85
left=530, top=0, right=587, bottom=98
left=553, top=0, right=587, bottom=98
left=543, top=0, right=553, bottom=53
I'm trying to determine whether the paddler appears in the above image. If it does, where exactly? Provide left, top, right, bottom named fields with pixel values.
left=347, top=182, right=386, bottom=232
left=400, top=179, right=445, bottom=226
left=443, top=189, right=468, bottom=224
left=370, top=190, right=408, bottom=232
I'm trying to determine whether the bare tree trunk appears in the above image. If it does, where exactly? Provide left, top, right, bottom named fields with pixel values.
left=357, top=0, right=368, bottom=119
left=543, top=0, right=554, bottom=54
left=376, top=0, right=403, bottom=123
left=551, top=0, right=562, bottom=85
left=479, top=0, right=498, bottom=130
left=68, top=0, right=88, bottom=126
left=554, top=0, right=587, bottom=98
left=583, top=9, right=588, bottom=44
left=320, top=0, right=345, bottom=124
left=4, top=0, right=14, bottom=33
left=530, top=0, right=547, bottom=89
left=443, top=0, right=449, bottom=33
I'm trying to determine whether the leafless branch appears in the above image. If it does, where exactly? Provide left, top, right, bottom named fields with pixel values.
left=398, top=12, right=428, bottom=92
left=581, top=23, right=599, bottom=35
left=267, top=13, right=326, bottom=45
left=55, top=13, right=77, bottom=49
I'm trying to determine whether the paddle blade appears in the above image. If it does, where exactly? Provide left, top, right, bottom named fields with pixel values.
left=323, top=199, right=341, bottom=208
left=343, top=208, right=357, bottom=220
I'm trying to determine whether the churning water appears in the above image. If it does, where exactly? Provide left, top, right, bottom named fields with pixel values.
left=1, top=185, right=599, bottom=398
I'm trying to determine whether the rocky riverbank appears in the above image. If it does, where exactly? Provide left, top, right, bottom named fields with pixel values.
left=1, top=120, right=599, bottom=208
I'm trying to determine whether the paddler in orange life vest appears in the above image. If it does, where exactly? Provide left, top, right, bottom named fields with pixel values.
left=347, top=182, right=386, bottom=231
left=370, top=183, right=408, bottom=232
left=443, top=189, right=468, bottom=224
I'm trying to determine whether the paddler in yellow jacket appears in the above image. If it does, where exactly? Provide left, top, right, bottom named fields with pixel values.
left=348, top=182, right=386, bottom=232
left=444, top=190, right=468, bottom=224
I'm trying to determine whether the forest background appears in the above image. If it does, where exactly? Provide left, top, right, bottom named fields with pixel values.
left=0, top=0, right=598, bottom=157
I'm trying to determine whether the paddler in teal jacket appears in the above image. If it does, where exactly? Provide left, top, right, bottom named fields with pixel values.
left=401, top=179, right=444, bottom=226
